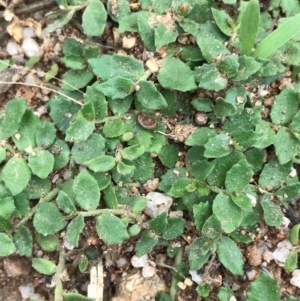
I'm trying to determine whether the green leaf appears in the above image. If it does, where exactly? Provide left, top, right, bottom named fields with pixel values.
left=65, top=115, right=95, bottom=143
left=107, top=0, right=130, bottom=21
left=84, top=155, right=116, bottom=172
left=0, top=217, right=13, bottom=231
left=202, top=214, right=222, bottom=239
left=289, top=224, right=300, bottom=245
left=36, top=233, right=59, bottom=252
left=73, top=170, right=100, bottom=210
left=154, top=23, right=178, bottom=48
left=95, top=76, right=134, bottom=99
left=116, top=161, right=135, bottom=175
left=191, top=98, right=214, bottom=112
left=96, top=210, right=129, bottom=244
left=191, top=160, right=216, bottom=181
left=2, top=158, right=31, bottom=196
left=258, top=157, right=292, bottom=190
left=62, top=68, right=94, bottom=91
left=179, top=18, right=199, bottom=36
left=253, top=12, right=300, bottom=58
left=135, top=230, right=159, bottom=257
left=211, top=8, right=232, bottom=36
left=108, top=95, right=132, bottom=115
left=196, top=283, right=212, bottom=297
left=0, top=98, right=27, bottom=139
left=274, top=128, right=298, bottom=164
left=204, top=134, right=232, bottom=158
left=218, top=287, right=234, bottom=301
left=157, top=57, right=197, bottom=92
left=158, top=144, right=180, bottom=168
left=217, top=237, right=243, bottom=275
left=82, top=0, right=107, bottom=36
left=163, top=218, right=186, bottom=240
left=36, top=120, right=56, bottom=148
left=24, top=177, right=51, bottom=201
left=214, top=98, right=237, bottom=117
left=213, top=193, right=242, bottom=233
left=52, top=139, right=70, bottom=170
left=189, top=237, right=211, bottom=270
left=194, top=63, right=228, bottom=92
left=270, top=86, right=299, bottom=125
left=135, top=80, right=167, bottom=111
left=89, top=54, right=144, bottom=81
left=56, top=190, right=76, bottom=213
left=207, top=151, right=244, bottom=187
left=103, top=119, right=126, bottom=138
left=49, top=96, right=81, bottom=133
left=246, top=272, right=280, bottom=301
left=121, top=144, right=145, bottom=161
left=32, top=258, right=56, bottom=275
left=12, top=109, right=39, bottom=150
left=193, top=202, right=212, bottom=231
left=234, top=56, right=262, bottom=81
left=185, top=128, right=217, bottom=147
left=0, top=196, right=15, bottom=219
left=71, top=133, right=105, bottom=164
left=168, top=178, right=192, bottom=198
left=132, top=197, right=147, bottom=214
left=225, top=158, right=254, bottom=193
left=149, top=212, right=167, bottom=234
left=0, top=233, right=16, bottom=256
left=261, top=194, right=284, bottom=226
left=103, top=186, right=118, bottom=209
left=196, top=36, right=230, bottom=63
left=285, top=250, right=298, bottom=272
left=13, top=226, right=32, bottom=256
left=84, top=86, right=107, bottom=121
left=33, top=203, right=65, bottom=235
left=66, top=215, right=84, bottom=247
left=78, top=254, right=89, bottom=273
left=239, top=0, right=260, bottom=55
left=28, top=150, right=54, bottom=179
left=219, top=54, right=240, bottom=78
left=231, top=193, right=253, bottom=212
left=44, top=63, right=58, bottom=81
left=253, top=120, right=275, bottom=148
left=46, top=9, right=75, bottom=33
left=0, top=147, right=6, bottom=164
left=62, top=293, right=94, bottom=301
left=244, top=147, right=265, bottom=173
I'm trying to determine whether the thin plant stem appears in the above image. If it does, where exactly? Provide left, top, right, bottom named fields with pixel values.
left=170, top=247, right=184, bottom=301
left=53, top=245, right=66, bottom=301
left=0, top=81, right=83, bottom=106
left=12, top=187, right=60, bottom=233
left=65, top=208, right=143, bottom=225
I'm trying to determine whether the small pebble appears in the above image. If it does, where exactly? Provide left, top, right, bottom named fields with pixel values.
left=6, top=41, right=19, bottom=56
left=273, top=239, right=293, bottom=266
left=189, top=270, right=202, bottom=284
left=246, top=244, right=262, bottom=266
left=19, top=283, right=34, bottom=299
left=144, top=192, right=173, bottom=218
left=142, top=265, right=156, bottom=278
left=116, top=257, right=129, bottom=269
left=291, top=269, right=300, bottom=288
left=22, top=38, right=40, bottom=57
left=22, top=27, right=36, bottom=39
left=131, top=254, right=149, bottom=268
left=122, top=35, right=137, bottom=49
left=246, top=269, right=257, bottom=281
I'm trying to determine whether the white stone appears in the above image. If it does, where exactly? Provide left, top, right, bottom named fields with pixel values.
left=19, top=283, right=34, bottom=299
left=122, top=36, right=136, bottom=49
left=22, top=38, right=40, bottom=57
left=6, top=41, right=19, bottom=56
left=189, top=270, right=202, bottom=284
left=144, top=192, right=173, bottom=218
left=22, top=27, right=36, bottom=39
left=116, top=257, right=128, bottom=269
left=272, top=239, right=293, bottom=266
left=291, top=269, right=300, bottom=288
left=142, top=265, right=156, bottom=278
left=131, top=254, right=149, bottom=268
left=246, top=269, right=257, bottom=281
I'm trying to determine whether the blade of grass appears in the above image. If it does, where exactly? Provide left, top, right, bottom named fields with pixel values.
left=253, top=12, right=300, bottom=58
left=239, top=0, right=260, bottom=55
